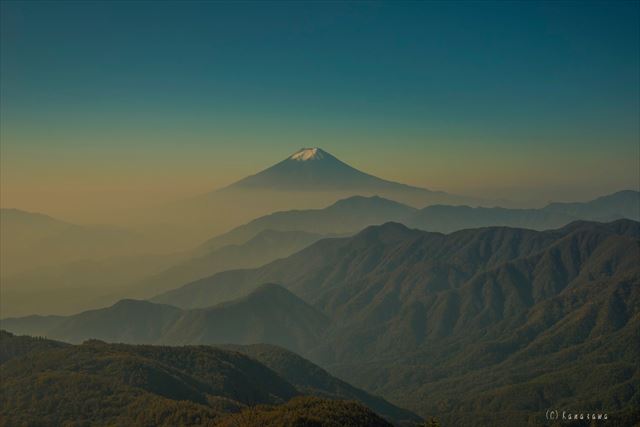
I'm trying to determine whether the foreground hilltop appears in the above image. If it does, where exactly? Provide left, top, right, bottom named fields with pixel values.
left=0, top=331, right=418, bottom=426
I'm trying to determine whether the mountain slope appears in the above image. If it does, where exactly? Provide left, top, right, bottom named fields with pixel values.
left=151, top=221, right=561, bottom=310
left=0, top=332, right=412, bottom=426
left=221, top=343, right=421, bottom=424
left=216, top=396, right=394, bottom=427
left=150, top=220, right=640, bottom=425
left=0, top=334, right=292, bottom=426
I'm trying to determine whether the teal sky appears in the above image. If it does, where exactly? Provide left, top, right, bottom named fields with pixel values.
left=1, top=1, right=639, bottom=217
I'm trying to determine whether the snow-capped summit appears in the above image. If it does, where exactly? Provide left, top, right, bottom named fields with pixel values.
left=289, top=148, right=326, bottom=161
left=222, top=147, right=463, bottom=207
left=226, top=146, right=416, bottom=192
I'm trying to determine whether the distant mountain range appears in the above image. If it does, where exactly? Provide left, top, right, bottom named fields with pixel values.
left=3, top=189, right=637, bottom=319
left=200, top=190, right=640, bottom=249
left=0, top=331, right=412, bottom=426
left=201, top=195, right=413, bottom=251
left=5, top=219, right=639, bottom=424
left=408, top=189, right=639, bottom=232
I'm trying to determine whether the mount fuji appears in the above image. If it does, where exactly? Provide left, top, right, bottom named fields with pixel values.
left=226, top=147, right=441, bottom=193
left=222, top=147, right=476, bottom=202
left=156, top=148, right=488, bottom=245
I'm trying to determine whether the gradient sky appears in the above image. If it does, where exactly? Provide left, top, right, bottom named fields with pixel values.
left=1, top=1, right=639, bottom=220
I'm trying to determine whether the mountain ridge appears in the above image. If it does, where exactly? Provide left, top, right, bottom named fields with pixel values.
left=199, top=190, right=640, bottom=250
left=2, top=284, right=329, bottom=356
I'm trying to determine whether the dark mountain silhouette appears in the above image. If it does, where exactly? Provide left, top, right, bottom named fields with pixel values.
left=0, top=331, right=413, bottom=425
left=147, top=219, right=639, bottom=425
left=0, top=330, right=69, bottom=363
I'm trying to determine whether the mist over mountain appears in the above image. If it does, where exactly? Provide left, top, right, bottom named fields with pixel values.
left=3, top=1, right=639, bottom=426
left=156, top=148, right=487, bottom=244
left=133, top=230, right=326, bottom=297
left=5, top=151, right=634, bottom=319
left=0, top=208, right=151, bottom=277
left=407, top=189, right=639, bottom=233
left=2, top=145, right=638, bottom=426
left=543, top=189, right=640, bottom=220
left=202, top=195, right=415, bottom=250
left=2, top=284, right=329, bottom=356
left=1, top=229, right=325, bottom=318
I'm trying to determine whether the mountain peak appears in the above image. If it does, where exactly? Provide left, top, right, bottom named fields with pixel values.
left=222, top=146, right=444, bottom=198
left=288, top=148, right=327, bottom=161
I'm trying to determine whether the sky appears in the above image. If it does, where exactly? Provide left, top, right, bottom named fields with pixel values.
left=1, top=0, right=639, bottom=220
